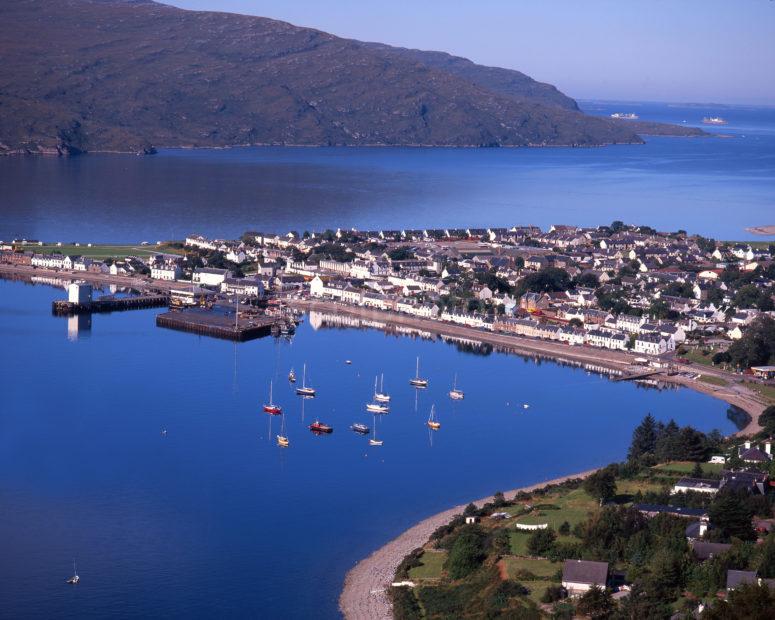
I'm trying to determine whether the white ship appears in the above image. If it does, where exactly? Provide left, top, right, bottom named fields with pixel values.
left=702, top=116, right=728, bottom=125
left=610, top=112, right=639, bottom=120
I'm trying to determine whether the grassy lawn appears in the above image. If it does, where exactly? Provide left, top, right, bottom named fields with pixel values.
left=744, top=382, right=775, bottom=404
left=678, top=348, right=717, bottom=368
left=502, top=556, right=559, bottom=580
left=699, top=374, right=728, bottom=387
left=616, top=478, right=665, bottom=496
left=13, top=243, right=185, bottom=259
left=513, top=488, right=597, bottom=529
left=651, top=461, right=723, bottom=475
left=524, top=580, right=556, bottom=605
left=408, top=550, right=446, bottom=581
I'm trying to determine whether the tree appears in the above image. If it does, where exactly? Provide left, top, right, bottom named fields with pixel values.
left=628, top=415, right=658, bottom=461
left=708, top=490, right=756, bottom=542
left=569, top=318, right=583, bottom=328
left=703, top=582, right=775, bottom=620
left=576, top=586, right=614, bottom=619
left=527, top=528, right=557, bottom=556
left=727, top=316, right=775, bottom=368
left=515, top=267, right=572, bottom=296
left=444, top=526, right=487, bottom=579
left=574, top=272, right=600, bottom=288
left=691, top=461, right=704, bottom=478
left=757, top=534, right=775, bottom=578
left=491, top=528, right=511, bottom=556
left=759, top=406, right=775, bottom=435
left=584, top=468, right=618, bottom=504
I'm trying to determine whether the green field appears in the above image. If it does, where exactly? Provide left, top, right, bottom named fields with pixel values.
left=13, top=243, right=185, bottom=259
left=650, top=461, right=723, bottom=475
left=502, top=556, right=559, bottom=580
left=678, top=348, right=718, bottom=368
left=699, top=374, right=728, bottom=387
left=744, top=382, right=775, bottom=404
left=408, top=550, right=446, bottom=581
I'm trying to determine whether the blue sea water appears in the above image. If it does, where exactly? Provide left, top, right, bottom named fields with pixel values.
left=1, top=102, right=773, bottom=243
left=0, top=279, right=737, bottom=619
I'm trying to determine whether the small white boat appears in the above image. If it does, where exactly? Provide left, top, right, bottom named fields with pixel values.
left=277, top=411, right=289, bottom=447
left=66, top=560, right=80, bottom=585
left=374, top=373, right=390, bottom=403
left=523, top=403, right=530, bottom=409
left=369, top=414, right=383, bottom=446
left=288, top=368, right=296, bottom=383
left=367, top=376, right=390, bottom=413
left=409, top=357, right=428, bottom=388
left=427, top=404, right=441, bottom=430
left=345, top=360, right=352, bottom=365
left=295, top=363, right=316, bottom=397
left=448, top=374, right=464, bottom=400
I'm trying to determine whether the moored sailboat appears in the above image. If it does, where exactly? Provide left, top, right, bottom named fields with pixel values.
left=374, top=373, right=390, bottom=403
left=369, top=414, right=383, bottom=446
left=295, top=363, right=316, bottom=397
left=277, top=411, right=289, bottom=447
left=427, top=404, right=441, bottom=430
left=409, top=357, right=428, bottom=388
left=263, top=380, right=282, bottom=414
left=448, top=374, right=464, bottom=400
left=66, top=560, right=80, bottom=585
left=366, top=376, right=390, bottom=413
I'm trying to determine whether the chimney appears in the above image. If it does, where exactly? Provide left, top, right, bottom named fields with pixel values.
left=744, top=440, right=751, bottom=450
left=699, top=518, right=708, bottom=538
left=766, top=441, right=772, bottom=456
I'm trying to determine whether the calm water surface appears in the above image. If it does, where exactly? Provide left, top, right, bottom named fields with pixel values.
left=1, top=102, right=773, bottom=242
left=0, top=279, right=736, bottom=618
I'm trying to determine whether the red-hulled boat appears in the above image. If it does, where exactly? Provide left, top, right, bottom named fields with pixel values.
left=309, top=420, right=333, bottom=434
left=263, top=381, right=282, bottom=415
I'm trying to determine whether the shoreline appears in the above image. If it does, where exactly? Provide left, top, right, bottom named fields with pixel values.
left=0, top=264, right=766, bottom=436
left=291, top=299, right=766, bottom=437
left=338, top=469, right=600, bottom=620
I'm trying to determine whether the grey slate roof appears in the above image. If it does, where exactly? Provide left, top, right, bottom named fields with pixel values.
left=562, top=559, right=608, bottom=585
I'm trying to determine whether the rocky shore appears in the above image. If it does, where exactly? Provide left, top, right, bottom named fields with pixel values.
left=338, top=470, right=600, bottom=620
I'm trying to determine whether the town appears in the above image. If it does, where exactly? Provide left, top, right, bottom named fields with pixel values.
left=2, top=222, right=773, bottom=372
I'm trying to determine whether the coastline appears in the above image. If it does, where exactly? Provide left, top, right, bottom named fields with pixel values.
left=0, top=264, right=766, bottom=436
left=291, top=299, right=766, bottom=437
left=338, top=469, right=600, bottom=620
left=0, top=263, right=765, bottom=434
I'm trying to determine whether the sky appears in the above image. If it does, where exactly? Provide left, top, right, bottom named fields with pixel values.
left=164, top=0, right=775, bottom=105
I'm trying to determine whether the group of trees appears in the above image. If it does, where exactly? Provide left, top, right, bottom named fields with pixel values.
left=514, top=266, right=571, bottom=296
left=716, top=316, right=775, bottom=368
left=628, top=414, right=722, bottom=464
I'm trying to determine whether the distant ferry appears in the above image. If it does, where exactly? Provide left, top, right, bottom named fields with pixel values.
left=610, top=112, right=639, bottom=120
left=702, top=116, right=728, bottom=125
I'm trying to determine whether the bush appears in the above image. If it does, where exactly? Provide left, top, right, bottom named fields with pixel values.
left=527, top=527, right=557, bottom=556
left=541, top=584, right=566, bottom=604
left=558, top=521, right=571, bottom=536
left=390, top=586, right=422, bottom=620
left=444, top=526, right=488, bottom=579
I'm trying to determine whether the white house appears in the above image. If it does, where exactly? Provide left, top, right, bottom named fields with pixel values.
left=192, top=267, right=232, bottom=287
left=634, top=333, right=673, bottom=356
left=562, top=560, right=608, bottom=596
left=151, top=264, right=182, bottom=281
left=221, top=277, right=264, bottom=298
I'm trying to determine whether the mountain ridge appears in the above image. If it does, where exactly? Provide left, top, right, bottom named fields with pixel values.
left=0, top=0, right=700, bottom=155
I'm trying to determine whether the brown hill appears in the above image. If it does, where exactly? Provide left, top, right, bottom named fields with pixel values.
left=0, top=0, right=647, bottom=155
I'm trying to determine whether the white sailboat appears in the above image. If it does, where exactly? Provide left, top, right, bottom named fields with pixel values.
left=295, top=363, right=316, bottom=397
left=366, top=376, right=390, bottom=413
left=66, top=559, right=80, bottom=584
left=374, top=373, right=390, bottom=403
left=369, top=414, right=383, bottom=446
left=409, top=357, right=428, bottom=388
left=427, top=404, right=441, bottom=430
left=448, top=374, right=464, bottom=400
left=277, top=411, right=289, bottom=447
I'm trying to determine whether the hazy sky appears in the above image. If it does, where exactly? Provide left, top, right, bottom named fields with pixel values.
left=165, top=1, right=775, bottom=105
